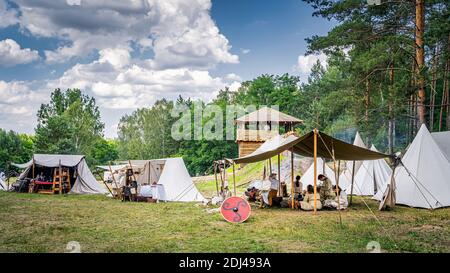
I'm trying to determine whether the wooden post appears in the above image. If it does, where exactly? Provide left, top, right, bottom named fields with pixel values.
left=214, top=162, right=219, bottom=196
left=350, top=160, right=356, bottom=205
left=277, top=153, right=281, bottom=197
left=269, top=158, right=272, bottom=173
left=332, top=149, right=342, bottom=226
left=109, top=163, right=120, bottom=199
left=95, top=170, right=114, bottom=196
left=291, top=148, right=295, bottom=209
left=232, top=162, right=236, bottom=196
left=58, top=160, right=62, bottom=194
left=313, top=129, right=318, bottom=214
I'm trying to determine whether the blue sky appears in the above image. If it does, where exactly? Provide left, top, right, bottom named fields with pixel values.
left=0, top=0, right=335, bottom=138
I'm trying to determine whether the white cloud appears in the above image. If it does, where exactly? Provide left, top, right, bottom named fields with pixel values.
left=229, top=81, right=241, bottom=92
left=0, top=80, right=49, bottom=134
left=240, top=48, right=250, bottom=55
left=13, top=0, right=238, bottom=68
left=295, top=52, right=327, bottom=74
left=225, top=73, right=241, bottom=82
left=0, top=39, right=40, bottom=67
left=0, top=0, right=18, bottom=28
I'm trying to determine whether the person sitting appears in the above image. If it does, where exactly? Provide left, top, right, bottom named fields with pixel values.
left=294, top=175, right=303, bottom=201
left=300, top=185, right=322, bottom=211
left=245, top=187, right=258, bottom=202
left=324, top=185, right=348, bottom=210
left=318, top=174, right=334, bottom=203
left=268, top=173, right=279, bottom=207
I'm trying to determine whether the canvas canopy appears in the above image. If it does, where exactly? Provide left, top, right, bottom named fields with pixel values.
left=119, top=158, right=205, bottom=202
left=233, top=130, right=391, bottom=164
left=391, top=125, right=450, bottom=209
left=431, top=131, right=450, bottom=162
left=338, top=131, right=367, bottom=190
left=300, top=157, right=337, bottom=187
left=350, top=145, right=392, bottom=199
left=14, top=154, right=107, bottom=195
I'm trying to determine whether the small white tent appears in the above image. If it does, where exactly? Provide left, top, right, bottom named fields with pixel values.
left=300, top=157, right=337, bottom=187
left=339, top=131, right=367, bottom=190
left=350, top=145, right=392, bottom=199
left=431, top=131, right=450, bottom=162
left=0, top=172, right=7, bottom=191
left=392, top=125, right=450, bottom=209
left=14, top=154, right=107, bottom=194
left=126, top=158, right=206, bottom=202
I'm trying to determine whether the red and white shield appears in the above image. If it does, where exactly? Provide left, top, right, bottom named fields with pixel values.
left=220, top=196, right=251, bottom=223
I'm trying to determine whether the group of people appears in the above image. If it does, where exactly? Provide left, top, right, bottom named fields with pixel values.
left=293, top=174, right=348, bottom=211
left=245, top=172, right=348, bottom=211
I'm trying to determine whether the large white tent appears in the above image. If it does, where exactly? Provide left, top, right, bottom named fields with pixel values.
left=391, top=125, right=450, bottom=209
left=14, top=154, right=107, bottom=195
left=300, top=157, right=337, bottom=187
left=339, top=131, right=367, bottom=190
left=123, top=158, right=206, bottom=202
left=350, top=145, right=392, bottom=199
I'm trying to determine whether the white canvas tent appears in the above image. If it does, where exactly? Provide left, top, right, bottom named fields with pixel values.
left=122, top=158, right=206, bottom=202
left=431, top=131, right=450, bottom=162
left=14, top=154, right=107, bottom=195
left=391, top=125, right=450, bottom=209
left=0, top=172, right=7, bottom=191
left=339, top=131, right=367, bottom=190
left=300, top=157, right=337, bottom=187
left=350, top=145, right=392, bottom=199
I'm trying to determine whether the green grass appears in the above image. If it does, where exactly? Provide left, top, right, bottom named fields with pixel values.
left=0, top=189, right=449, bottom=253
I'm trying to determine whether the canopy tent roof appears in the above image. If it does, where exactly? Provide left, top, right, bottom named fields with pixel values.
left=393, top=124, right=450, bottom=209
left=12, top=154, right=85, bottom=169
left=96, top=164, right=129, bottom=172
left=233, top=130, right=391, bottom=164
left=235, top=106, right=303, bottom=124
left=431, top=131, right=450, bottom=162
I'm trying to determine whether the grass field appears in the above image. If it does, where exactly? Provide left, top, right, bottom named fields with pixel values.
left=0, top=188, right=449, bottom=253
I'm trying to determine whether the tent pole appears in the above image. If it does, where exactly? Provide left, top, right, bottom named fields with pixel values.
left=109, top=163, right=120, bottom=199
left=95, top=170, right=113, bottom=196
left=291, top=148, right=294, bottom=209
left=232, top=162, right=236, bottom=196
left=214, top=162, right=219, bottom=197
left=350, top=160, right=356, bottom=205
left=313, top=129, right=318, bottom=215
left=332, top=149, right=342, bottom=226
left=277, top=153, right=281, bottom=197
left=269, top=158, right=272, bottom=173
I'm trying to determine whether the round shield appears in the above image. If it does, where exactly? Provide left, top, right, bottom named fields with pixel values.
left=220, top=196, right=251, bottom=223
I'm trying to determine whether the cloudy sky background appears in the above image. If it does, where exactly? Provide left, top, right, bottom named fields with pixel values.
left=0, top=0, right=334, bottom=138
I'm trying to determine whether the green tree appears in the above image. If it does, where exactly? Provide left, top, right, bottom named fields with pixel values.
left=34, top=88, right=105, bottom=162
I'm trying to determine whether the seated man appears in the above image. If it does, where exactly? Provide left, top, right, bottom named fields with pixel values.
left=324, top=185, right=348, bottom=210
left=244, top=187, right=258, bottom=202
left=318, top=174, right=334, bottom=204
left=268, top=173, right=279, bottom=207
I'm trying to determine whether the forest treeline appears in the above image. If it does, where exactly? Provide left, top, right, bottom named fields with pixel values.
left=1, top=0, right=448, bottom=176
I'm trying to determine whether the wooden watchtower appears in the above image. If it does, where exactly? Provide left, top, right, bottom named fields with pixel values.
left=235, top=107, right=303, bottom=158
